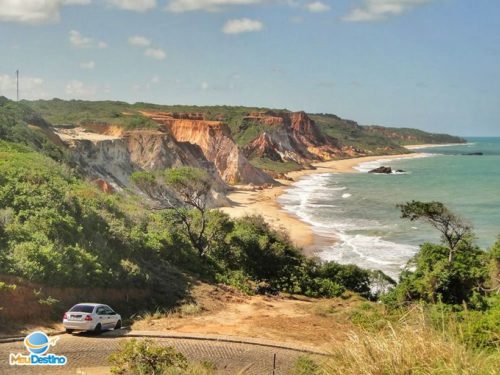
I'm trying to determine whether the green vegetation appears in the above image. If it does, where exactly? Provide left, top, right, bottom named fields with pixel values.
left=109, top=339, right=215, bottom=375
left=386, top=201, right=489, bottom=306
left=132, top=167, right=216, bottom=258
left=249, top=157, right=304, bottom=175
left=311, top=113, right=465, bottom=154
left=131, top=166, right=374, bottom=298
left=0, top=97, right=67, bottom=161
left=365, top=125, right=466, bottom=145
left=310, top=113, right=408, bottom=154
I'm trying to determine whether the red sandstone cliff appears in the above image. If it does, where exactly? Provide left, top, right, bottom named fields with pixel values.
left=241, top=111, right=360, bottom=164
left=143, top=112, right=274, bottom=185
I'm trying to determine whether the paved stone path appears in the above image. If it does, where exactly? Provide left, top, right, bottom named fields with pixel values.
left=0, top=331, right=325, bottom=374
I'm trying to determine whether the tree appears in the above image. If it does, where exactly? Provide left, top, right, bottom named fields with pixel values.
left=131, top=167, right=215, bottom=257
left=385, top=202, right=489, bottom=306
left=398, top=201, right=473, bottom=263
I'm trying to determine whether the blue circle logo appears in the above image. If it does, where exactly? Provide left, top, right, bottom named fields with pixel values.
left=24, top=332, right=50, bottom=355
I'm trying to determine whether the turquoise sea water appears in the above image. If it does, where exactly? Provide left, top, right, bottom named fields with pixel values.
left=278, top=138, right=500, bottom=280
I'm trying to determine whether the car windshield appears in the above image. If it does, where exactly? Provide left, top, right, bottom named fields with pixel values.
left=69, top=304, right=95, bottom=313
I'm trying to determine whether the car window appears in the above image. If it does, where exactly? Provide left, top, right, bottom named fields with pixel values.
left=69, top=304, right=95, bottom=313
left=96, top=307, right=107, bottom=315
left=105, top=307, right=115, bottom=314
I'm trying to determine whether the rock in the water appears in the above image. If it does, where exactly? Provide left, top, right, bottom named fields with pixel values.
left=368, top=166, right=393, bottom=174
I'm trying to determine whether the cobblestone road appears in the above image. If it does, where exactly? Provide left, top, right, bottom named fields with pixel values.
left=0, top=332, right=317, bottom=375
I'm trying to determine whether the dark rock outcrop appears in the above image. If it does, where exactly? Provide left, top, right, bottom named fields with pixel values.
left=368, top=166, right=393, bottom=174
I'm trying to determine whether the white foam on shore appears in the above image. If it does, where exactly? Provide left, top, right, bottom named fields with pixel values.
left=405, top=142, right=475, bottom=150
left=278, top=170, right=419, bottom=280
left=354, top=153, right=435, bottom=173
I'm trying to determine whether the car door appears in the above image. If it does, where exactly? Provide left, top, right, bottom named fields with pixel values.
left=95, top=306, right=109, bottom=328
left=105, top=306, right=119, bottom=327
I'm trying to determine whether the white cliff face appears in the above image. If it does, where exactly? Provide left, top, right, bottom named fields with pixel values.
left=54, top=126, right=230, bottom=206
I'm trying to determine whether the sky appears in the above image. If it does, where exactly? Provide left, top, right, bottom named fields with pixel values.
left=0, top=0, right=499, bottom=136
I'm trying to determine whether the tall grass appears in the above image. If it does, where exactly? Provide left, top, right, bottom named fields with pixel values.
left=311, top=307, right=500, bottom=375
left=323, top=325, right=498, bottom=374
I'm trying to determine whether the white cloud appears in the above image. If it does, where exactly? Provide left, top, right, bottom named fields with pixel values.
left=151, top=76, right=160, bottom=84
left=129, top=35, right=152, bottom=47
left=69, top=30, right=107, bottom=48
left=0, top=73, right=48, bottom=99
left=65, top=80, right=96, bottom=98
left=306, top=1, right=330, bottom=13
left=107, top=0, right=156, bottom=12
left=69, top=30, right=92, bottom=47
left=167, top=0, right=263, bottom=13
left=80, top=61, right=96, bottom=69
left=201, top=81, right=209, bottom=90
left=343, top=0, right=431, bottom=22
left=0, top=0, right=90, bottom=24
left=223, top=18, right=263, bottom=34
left=145, top=48, right=166, bottom=60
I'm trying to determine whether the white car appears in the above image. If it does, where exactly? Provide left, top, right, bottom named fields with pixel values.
left=63, top=303, right=122, bottom=333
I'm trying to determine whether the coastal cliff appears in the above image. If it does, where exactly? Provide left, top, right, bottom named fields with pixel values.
left=17, top=99, right=466, bottom=193
left=241, top=111, right=362, bottom=164
left=143, top=111, right=274, bottom=185
left=54, top=126, right=230, bottom=206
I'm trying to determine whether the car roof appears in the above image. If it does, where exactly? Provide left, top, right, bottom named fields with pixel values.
left=72, top=303, right=107, bottom=307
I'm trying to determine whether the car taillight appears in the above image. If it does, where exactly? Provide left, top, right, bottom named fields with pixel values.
left=84, top=315, right=93, bottom=321
left=63, top=313, right=68, bottom=320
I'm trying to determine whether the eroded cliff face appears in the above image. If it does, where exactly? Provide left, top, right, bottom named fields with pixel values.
left=54, top=127, right=230, bottom=206
left=143, top=112, right=274, bottom=185
left=241, top=111, right=361, bottom=164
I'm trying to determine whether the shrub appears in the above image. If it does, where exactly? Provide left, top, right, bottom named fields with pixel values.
left=385, top=242, right=488, bottom=306
left=215, top=270, right=255, bottom=295
left=292, top=356, right=320, bottom=375
left=109, top=339, right=188, bottom=375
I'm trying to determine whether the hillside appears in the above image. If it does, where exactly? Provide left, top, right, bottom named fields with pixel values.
left=310, top=113, right=465, bottom=151
left=25, top=99, right=465, bottom=178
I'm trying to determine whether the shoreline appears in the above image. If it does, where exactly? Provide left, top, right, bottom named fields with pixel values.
left=404, top=142, right=468, bottom=150
left=220, top=152, right=427, bottom=255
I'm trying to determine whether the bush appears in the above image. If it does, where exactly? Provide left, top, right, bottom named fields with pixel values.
left=292, top=356, right=320, bottom=375
left=109, top=339, right=188, bottom=375
left=385, top=242, right=488, bottom=306
left=215, top=270, right=255, bottom=295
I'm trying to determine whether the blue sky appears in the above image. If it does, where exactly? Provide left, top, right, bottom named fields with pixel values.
left=0, top=0, right=499, bottom=136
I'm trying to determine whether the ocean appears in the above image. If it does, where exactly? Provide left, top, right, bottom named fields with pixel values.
left=278, top=138, right=500, bottom=280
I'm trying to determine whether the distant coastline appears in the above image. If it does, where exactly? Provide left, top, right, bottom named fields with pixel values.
left=404, top=142, right=471, bottom=150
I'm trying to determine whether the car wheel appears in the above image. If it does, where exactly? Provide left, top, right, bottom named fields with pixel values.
left=65, top=329, right=74, bottom=334
left=114, top=320, right=122, bottom=330
left=94, top=323, right=102, bottom=334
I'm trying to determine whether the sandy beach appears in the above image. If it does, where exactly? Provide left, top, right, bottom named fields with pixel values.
left=220, top=152, right=426, bottom=254
left=404, top=143, right=466, bottom=150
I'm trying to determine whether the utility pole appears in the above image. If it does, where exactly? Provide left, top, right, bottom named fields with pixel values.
left=16, top=70, right=19, bottom=101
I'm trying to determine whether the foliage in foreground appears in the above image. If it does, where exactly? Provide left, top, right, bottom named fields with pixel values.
left=109, top=339, right=216, bottom=375
left=294, top=304, right=499, bottom=375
